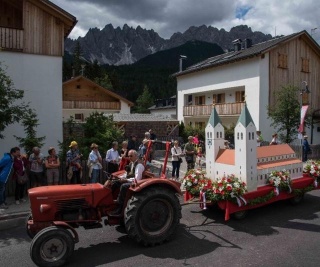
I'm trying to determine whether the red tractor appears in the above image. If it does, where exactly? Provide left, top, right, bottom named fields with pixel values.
left=27, top=141, right=182, bottom=267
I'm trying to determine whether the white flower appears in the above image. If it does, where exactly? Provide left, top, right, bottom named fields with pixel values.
left=234, top=182, right=240, bottom=188
left=187, top=182, right=192, bottom=187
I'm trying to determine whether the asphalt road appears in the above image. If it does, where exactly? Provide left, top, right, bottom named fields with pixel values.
left=1, top=190, right=320, bottom=267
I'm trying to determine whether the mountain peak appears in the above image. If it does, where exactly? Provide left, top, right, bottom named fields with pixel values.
left=64, top=24, right=272, bottom=65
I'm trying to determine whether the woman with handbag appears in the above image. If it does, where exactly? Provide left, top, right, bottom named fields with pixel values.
left=171, top=140, right=183, bottom=180
left=13, top=151, right=29, bottom=205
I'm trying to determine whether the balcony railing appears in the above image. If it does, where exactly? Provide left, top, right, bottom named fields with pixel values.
left=0, top=27, right=23, bottom=51
left=63, top=101, right=121, bottom=110
left=183, top=102, right=245, bottom=116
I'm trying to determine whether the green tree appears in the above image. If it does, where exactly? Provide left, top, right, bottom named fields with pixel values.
left=0, top=63, right=29, bottom=138
left=134, top=85, right=154, bottom=113
left=72, top=41, right=84, bottom=76
left=268, top=85, right=301, bottom=143
left=94, top=73, right=113, bottom=90
left=14, top=109, right=46, bottom=156
left=59, top=116, right=77, bottom=161
left=80, top=112, right=124, bottom=157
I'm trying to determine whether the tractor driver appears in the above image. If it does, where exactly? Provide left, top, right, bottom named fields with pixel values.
left=106, top=149, right=145, bottom=216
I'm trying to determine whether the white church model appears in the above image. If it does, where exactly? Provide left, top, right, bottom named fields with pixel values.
left=205, top=105, right=303, bottom=192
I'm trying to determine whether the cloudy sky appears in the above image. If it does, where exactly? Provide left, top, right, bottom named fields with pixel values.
left=52, top=0, right=320, bottom=42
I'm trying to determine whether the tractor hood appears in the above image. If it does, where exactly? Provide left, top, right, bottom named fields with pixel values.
left=28, top=184, right=111, bottom=221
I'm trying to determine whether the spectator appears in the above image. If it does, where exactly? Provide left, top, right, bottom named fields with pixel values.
left=193, top=134, right=199, bottom=146
left=106, top=141, right=120, bottom=174
left=109, top=150, right=145, bottom=215
left=303, top=135, right=311, bottom=162
left=45, top=147, right=60, bottom=185
left=119, top=141, right=130, bottom=171
left=270, top=133, right=279, bottom=145
left=88, top=143, right=102, bottom=183
left=224, top=140, right=230, bottom=149
left=144, top=131, right=151, bottom=140
left=196, top=147, right=205, bottom=169
left=66, top=141, right=82, bottom=184
left=184, top=136, right=196, bottom=171
left=29, top=147, right=44, bottom=187
left=0, top=147, right=20, bottom=209
left=127, top=134, right=139, bottom=151
left=138, top=139, right=149, bottom=160
left=13, top=150, right=28, bottom=204
left=171, top=140, right=183, bottom=180
left=256, top=131, right=264, bottom=147
left=149, top=129, right=157, bottom=140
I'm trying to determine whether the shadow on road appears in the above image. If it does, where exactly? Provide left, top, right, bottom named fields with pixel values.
left=69, top=223, right=233, bottom=267
left=196, top=192, right=320, bottom=236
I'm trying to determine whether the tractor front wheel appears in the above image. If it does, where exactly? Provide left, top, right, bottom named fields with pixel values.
left=30, top=226, right=74, bottom=267
left=125, top=187, right=181, bottom=246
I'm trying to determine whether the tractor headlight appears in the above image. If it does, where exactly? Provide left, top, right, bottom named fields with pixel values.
left=40, top=204, right=51, bottom=213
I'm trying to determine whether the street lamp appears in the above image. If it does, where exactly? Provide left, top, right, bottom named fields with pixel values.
left=179, top=55, right=187, bottom=72
left=299, top=81, right=311, bottom=159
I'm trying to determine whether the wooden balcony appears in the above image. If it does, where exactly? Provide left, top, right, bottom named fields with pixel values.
left=0, top=27, right=23, bottom=51
left=63, top=101, right=121, bottom=110
left=183, top=102, right=245, bottom=116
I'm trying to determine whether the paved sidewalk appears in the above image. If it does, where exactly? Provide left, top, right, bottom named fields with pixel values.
left=0, top=196, right=30, bottom=231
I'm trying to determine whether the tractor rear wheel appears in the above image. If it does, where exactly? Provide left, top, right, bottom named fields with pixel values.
left=30, top=226, right=74, bottom=267
left=125, top=187, right=181, bottom=246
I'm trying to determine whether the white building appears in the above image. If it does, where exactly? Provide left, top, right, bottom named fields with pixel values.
left=174, top=31, right=320, bottom=145
left=0, top=0, right=77, bottom=155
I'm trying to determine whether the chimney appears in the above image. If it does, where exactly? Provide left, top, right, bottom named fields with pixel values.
left=232, top=39, right=242, bottom=51
left=243, top=39, right=252, bottom=49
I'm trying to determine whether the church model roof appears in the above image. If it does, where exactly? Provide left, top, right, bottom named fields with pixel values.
left=207, top=106, right=222, bottom=127
left=237, top=104, right=254, bottom=127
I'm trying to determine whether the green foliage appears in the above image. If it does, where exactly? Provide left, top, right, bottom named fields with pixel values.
left=94, top=73, right=113, bottom=90
left=224, top=123, right=235, bottom=143
left=267, top=85, right=301, bottom=144
left=0, top=63, right=29, bottom=139
left=180, top=125, right=205, bottom=144
left=63, top=40, right=225, bottom=103
left=72, top=41, right=84, bottom=76
left=58, top=116, right=77, bottom=161
left=80, top=112, right=124, bottom=158
left=14, top=109, right=45, bottom=156
left=133, top=85, right=154, bottom=113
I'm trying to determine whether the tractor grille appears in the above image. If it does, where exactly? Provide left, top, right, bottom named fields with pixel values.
left=54, top=198, right=89, bottom=212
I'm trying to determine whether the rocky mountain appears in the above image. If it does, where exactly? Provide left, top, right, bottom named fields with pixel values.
left=65, top=24, right=273, bottom=65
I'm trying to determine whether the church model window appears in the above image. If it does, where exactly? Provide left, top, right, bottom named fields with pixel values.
left=248, top=132, right=251, bottom=140
left=237, top=132, right=239, bottom=139
left=220, top=132, right=222, bottom=138
left=241, top=133, right=243, bottom=140
left=252, top=132, right=255, bottom=139
left=216, top=132, right=219, bottom=138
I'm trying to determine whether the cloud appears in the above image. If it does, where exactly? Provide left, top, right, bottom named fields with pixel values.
left=52, top=0, right=320, bottom=42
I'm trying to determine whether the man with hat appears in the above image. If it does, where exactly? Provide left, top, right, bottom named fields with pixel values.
left=184, top=136, right=196, bottom=171
left=303, top=135, right=311, bottom=162
left=66, top=141, right=82, bottom=184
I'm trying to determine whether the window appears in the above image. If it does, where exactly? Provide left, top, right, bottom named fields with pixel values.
left=187, top=95, right=192, bottom=105
left=235, top=91, right=245, bottom=102
left=212, top=93, right=225, bottom=104
left=278, top=53, right=288, bottom=69
left=76, top=85, right=81, bottom=89
left=195, top=122, right=205, bottom=129
left=74, top=113, right=84, bottom=121
left=195, top=96, right=205, bottom=105
left=301, top=58, right=310, bottom=73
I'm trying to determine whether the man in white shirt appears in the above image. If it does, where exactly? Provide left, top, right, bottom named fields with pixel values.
left=111, top=149, right=145, bottom=215
left=105, top=141, right=120, bottom=174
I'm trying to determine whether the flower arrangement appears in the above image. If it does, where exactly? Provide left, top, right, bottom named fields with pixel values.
left=303, top=160, right=320, bottom=178
left=182, top=169, right=212, bottom=196
left=267, top=170, right=292, bottom=193
left=206, top=174, right=247, bottom=202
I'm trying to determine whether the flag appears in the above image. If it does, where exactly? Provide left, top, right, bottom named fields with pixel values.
left=298, top=105, right=309, bottom=133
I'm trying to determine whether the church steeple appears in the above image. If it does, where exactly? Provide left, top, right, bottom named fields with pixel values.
left=237, top=103, right=254, bottom=127
left=205, top=106, right=225, bottom=178
left=208, top=106, right=222, bottom=127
